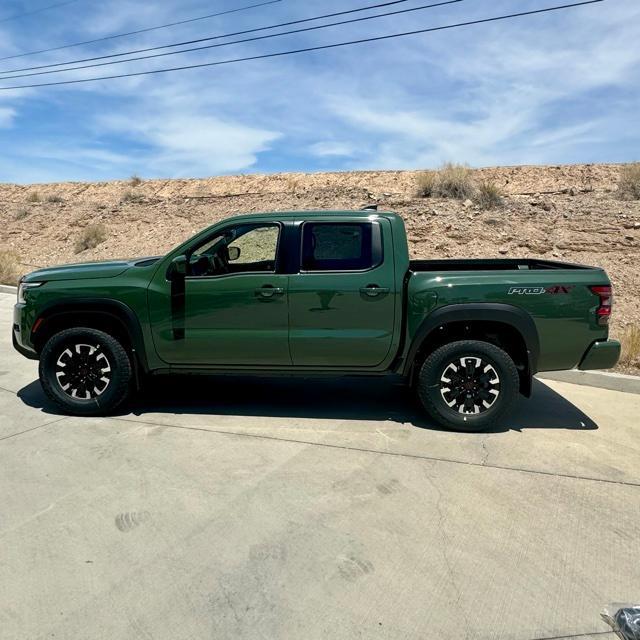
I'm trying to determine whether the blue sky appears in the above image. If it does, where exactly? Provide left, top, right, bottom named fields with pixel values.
left=0, top=0, right=638, bottom=183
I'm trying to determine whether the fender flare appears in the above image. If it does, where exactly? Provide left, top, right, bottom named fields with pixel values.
left=402, top=303, right=540, bottom=379
left=33, top=298, right=149, bottom=373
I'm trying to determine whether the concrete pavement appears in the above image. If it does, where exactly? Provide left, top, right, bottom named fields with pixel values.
left=1, top=291, right=638, bottom=640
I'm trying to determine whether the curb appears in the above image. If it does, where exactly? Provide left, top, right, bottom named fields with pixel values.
left=0, top=286, right=637, bottom=394
left=537, top=370, right=640, bottom=395
left=0, top=284, right=17, bottom=295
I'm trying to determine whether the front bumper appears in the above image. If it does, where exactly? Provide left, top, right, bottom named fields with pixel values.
left=578, top=339, right=621, bottom=371
left=12, top=303, right=38, bottom=360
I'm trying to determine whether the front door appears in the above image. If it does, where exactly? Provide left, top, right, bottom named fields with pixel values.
left=288, top=218, right=397, bottom=367
left=149, top=223, right=291, bottom=366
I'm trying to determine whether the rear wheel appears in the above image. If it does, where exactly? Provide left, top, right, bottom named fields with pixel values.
left=417, top=340, right=519, bottom=432
left=39, top=327, right=132, bottom=416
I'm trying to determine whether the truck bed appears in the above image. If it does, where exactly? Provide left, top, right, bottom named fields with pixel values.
left=409, top=258, right=595, bottom=272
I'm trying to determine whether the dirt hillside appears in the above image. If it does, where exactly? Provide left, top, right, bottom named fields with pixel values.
left=1, top=163, right=639, bottom=371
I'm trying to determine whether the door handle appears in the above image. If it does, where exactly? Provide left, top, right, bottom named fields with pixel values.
left=256, top=285, right=285, bottom=299
left=360, top=284, right=390, bottom=297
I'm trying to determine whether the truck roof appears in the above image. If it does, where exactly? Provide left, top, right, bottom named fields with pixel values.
left=230, top=209, right=400, bottom=220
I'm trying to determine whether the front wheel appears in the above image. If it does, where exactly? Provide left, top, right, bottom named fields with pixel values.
left=417, top=340, right=520, bottom=432
left=39, top=327, right=132, bottom=416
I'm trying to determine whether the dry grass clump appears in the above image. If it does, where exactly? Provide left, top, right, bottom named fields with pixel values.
left=46, top=194, right=64, bottom=203
left=416, top=170, right=438, bottom=197
left=620, top=325, right=640, bottom=366
left=74, top=224, right=107, bottom=253
left=617, top=163, right=640, bottom=200
left=14, top=207, right=29, bottom=220
left=474, top=180, right=504, bottom=210
left=121, top=190, right=145, bottom=204
left=416, top=163, right=475, bottom=199
left=26, top=191, right=41, bottom=203
left=130, top=174, right=143, bottom=186
left=0, top=249, right=20, bottom=285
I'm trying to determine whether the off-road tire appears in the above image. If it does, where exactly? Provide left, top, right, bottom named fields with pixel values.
left=39, top=327, right=132, bottom=416
left=417, top=340, right=519, bottom=432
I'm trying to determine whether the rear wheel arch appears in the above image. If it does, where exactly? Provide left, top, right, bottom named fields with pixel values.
left=405, top=304, right=539, bottom=396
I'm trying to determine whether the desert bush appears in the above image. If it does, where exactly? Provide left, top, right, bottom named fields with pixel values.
left=0, top=249, right=20, bottom=285
left=74, top=224, right=107, bottom=253
left=46, top=194, right=64, bottom=203
left=121, top=190, right=145, bottom=204
left=26, top=191, right=41, bottom=203
left=130, top=174, right=142, bottom=186
left=14, top=207, right=29, bottom=220
left=416, top=163, right=475, bottom=199
left=416, top=171, right=438, bottom=197
left=474, top=180, right=504, bottom=210
left=435, top=163, right=475, bottom=199
left=620, top=325, right=640, bottom=366
left=618, top=163, right=640, bottom=200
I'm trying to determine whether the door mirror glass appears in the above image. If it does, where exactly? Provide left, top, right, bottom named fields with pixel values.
left=227, top=246, right=241, bottom=262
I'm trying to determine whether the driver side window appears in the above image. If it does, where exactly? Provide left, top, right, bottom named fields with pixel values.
left=188, top=223, right=280, bottom=277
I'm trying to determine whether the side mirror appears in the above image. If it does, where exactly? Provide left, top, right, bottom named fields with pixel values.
left=170, top=254, right=187, bottom=278
left=227, top=246, right=241, bottom=262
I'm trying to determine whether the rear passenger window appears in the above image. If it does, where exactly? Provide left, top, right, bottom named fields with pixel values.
left=301, top=222, right=381, bottom=271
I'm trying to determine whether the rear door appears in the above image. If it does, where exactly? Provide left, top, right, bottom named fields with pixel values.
left=288, top=217, right=397, bottom=367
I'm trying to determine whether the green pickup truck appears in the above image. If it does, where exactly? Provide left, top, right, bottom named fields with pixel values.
left=13, top=210, right=620, bottom=431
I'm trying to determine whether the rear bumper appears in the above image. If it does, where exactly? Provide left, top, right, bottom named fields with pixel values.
left=578, top=339, right=621, bottom=371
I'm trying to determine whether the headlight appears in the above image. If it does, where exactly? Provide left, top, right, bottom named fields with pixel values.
left=17, top=281, right=43, bottom=304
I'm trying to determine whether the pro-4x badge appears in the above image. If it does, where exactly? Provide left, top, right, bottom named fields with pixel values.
left=508, top=285, right=575, bottom=295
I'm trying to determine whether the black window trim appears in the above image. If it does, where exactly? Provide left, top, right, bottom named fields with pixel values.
left=184, top=221, right=284, bottom=281
left=297, top=220, right=383, bottom=274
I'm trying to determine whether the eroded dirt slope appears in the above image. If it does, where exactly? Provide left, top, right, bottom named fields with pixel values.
left=1, top=164, right=638, bottom=370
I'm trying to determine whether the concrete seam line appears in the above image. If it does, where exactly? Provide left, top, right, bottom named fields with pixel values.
left=0, top=416, right=68, bottom=442
left=112, top=416, right=640, bottom=489
left=527, top=630, right=613, bottom=640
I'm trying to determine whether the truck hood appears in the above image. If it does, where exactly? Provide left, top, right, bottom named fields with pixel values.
left=22, top=256, right=161, bottom=283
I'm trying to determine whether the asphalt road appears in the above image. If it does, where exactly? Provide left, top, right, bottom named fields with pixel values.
left=1, top=291, right=638, bottom=640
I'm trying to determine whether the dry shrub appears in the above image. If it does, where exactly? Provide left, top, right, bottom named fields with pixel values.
left=46, top=194, right=64, bottom=203
left=618, top=163, right=640, bottom=200
left=14, top=207, right=29, bottom=220
left=121, top=190, right=144, bottom=204
left=130, top=174, right=142, bottom=186
left=620, top=325, right=640, bottom=366
left=416, top=171, right=438, bottom=197
left=416, top=163, right=475, bottom=199
left=474, top=180, right=504, bottom=210
left=75, top=224, right=107, bottom=253
left=0, top=249, right=20, bottom=285
left=26, top=191, right=41, bottom=203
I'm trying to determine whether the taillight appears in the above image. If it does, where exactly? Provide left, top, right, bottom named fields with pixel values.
left=589, top=285, right=613, bottom=326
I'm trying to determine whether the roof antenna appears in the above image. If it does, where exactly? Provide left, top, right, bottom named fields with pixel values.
left=361, top=204, right=378, bottom=211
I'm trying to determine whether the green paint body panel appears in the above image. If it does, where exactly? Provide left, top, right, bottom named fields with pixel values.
left=13, top=210, right=619, bottom=380
left=578, top=339, right=622, bottom=370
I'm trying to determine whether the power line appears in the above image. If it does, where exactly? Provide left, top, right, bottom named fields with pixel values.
left=0, top=0, right=282, bottom=62
left=0, top=0, right=465, bottom=80
left=0, top=0, right=82, bottom=24
left=0, top=0, right=606, bottom=91
left=0, top=0, right=415, bottom=75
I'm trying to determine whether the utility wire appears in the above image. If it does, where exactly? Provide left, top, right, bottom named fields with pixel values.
left=0, top=0, right=606, bottom=91
left=0, top=0, right=465, bottom=80
left=0, top=0, right=415, bottom=75
left=0, top=0, right=82, bottom=24
left=0, top=0, right=282, bottom=61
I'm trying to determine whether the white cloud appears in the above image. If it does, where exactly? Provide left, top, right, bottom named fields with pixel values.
left=309, top=141, right=356, bottom=157
left=0, top=105, right=15, bottom=127
left=98, top=110, right=281, bottom=177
